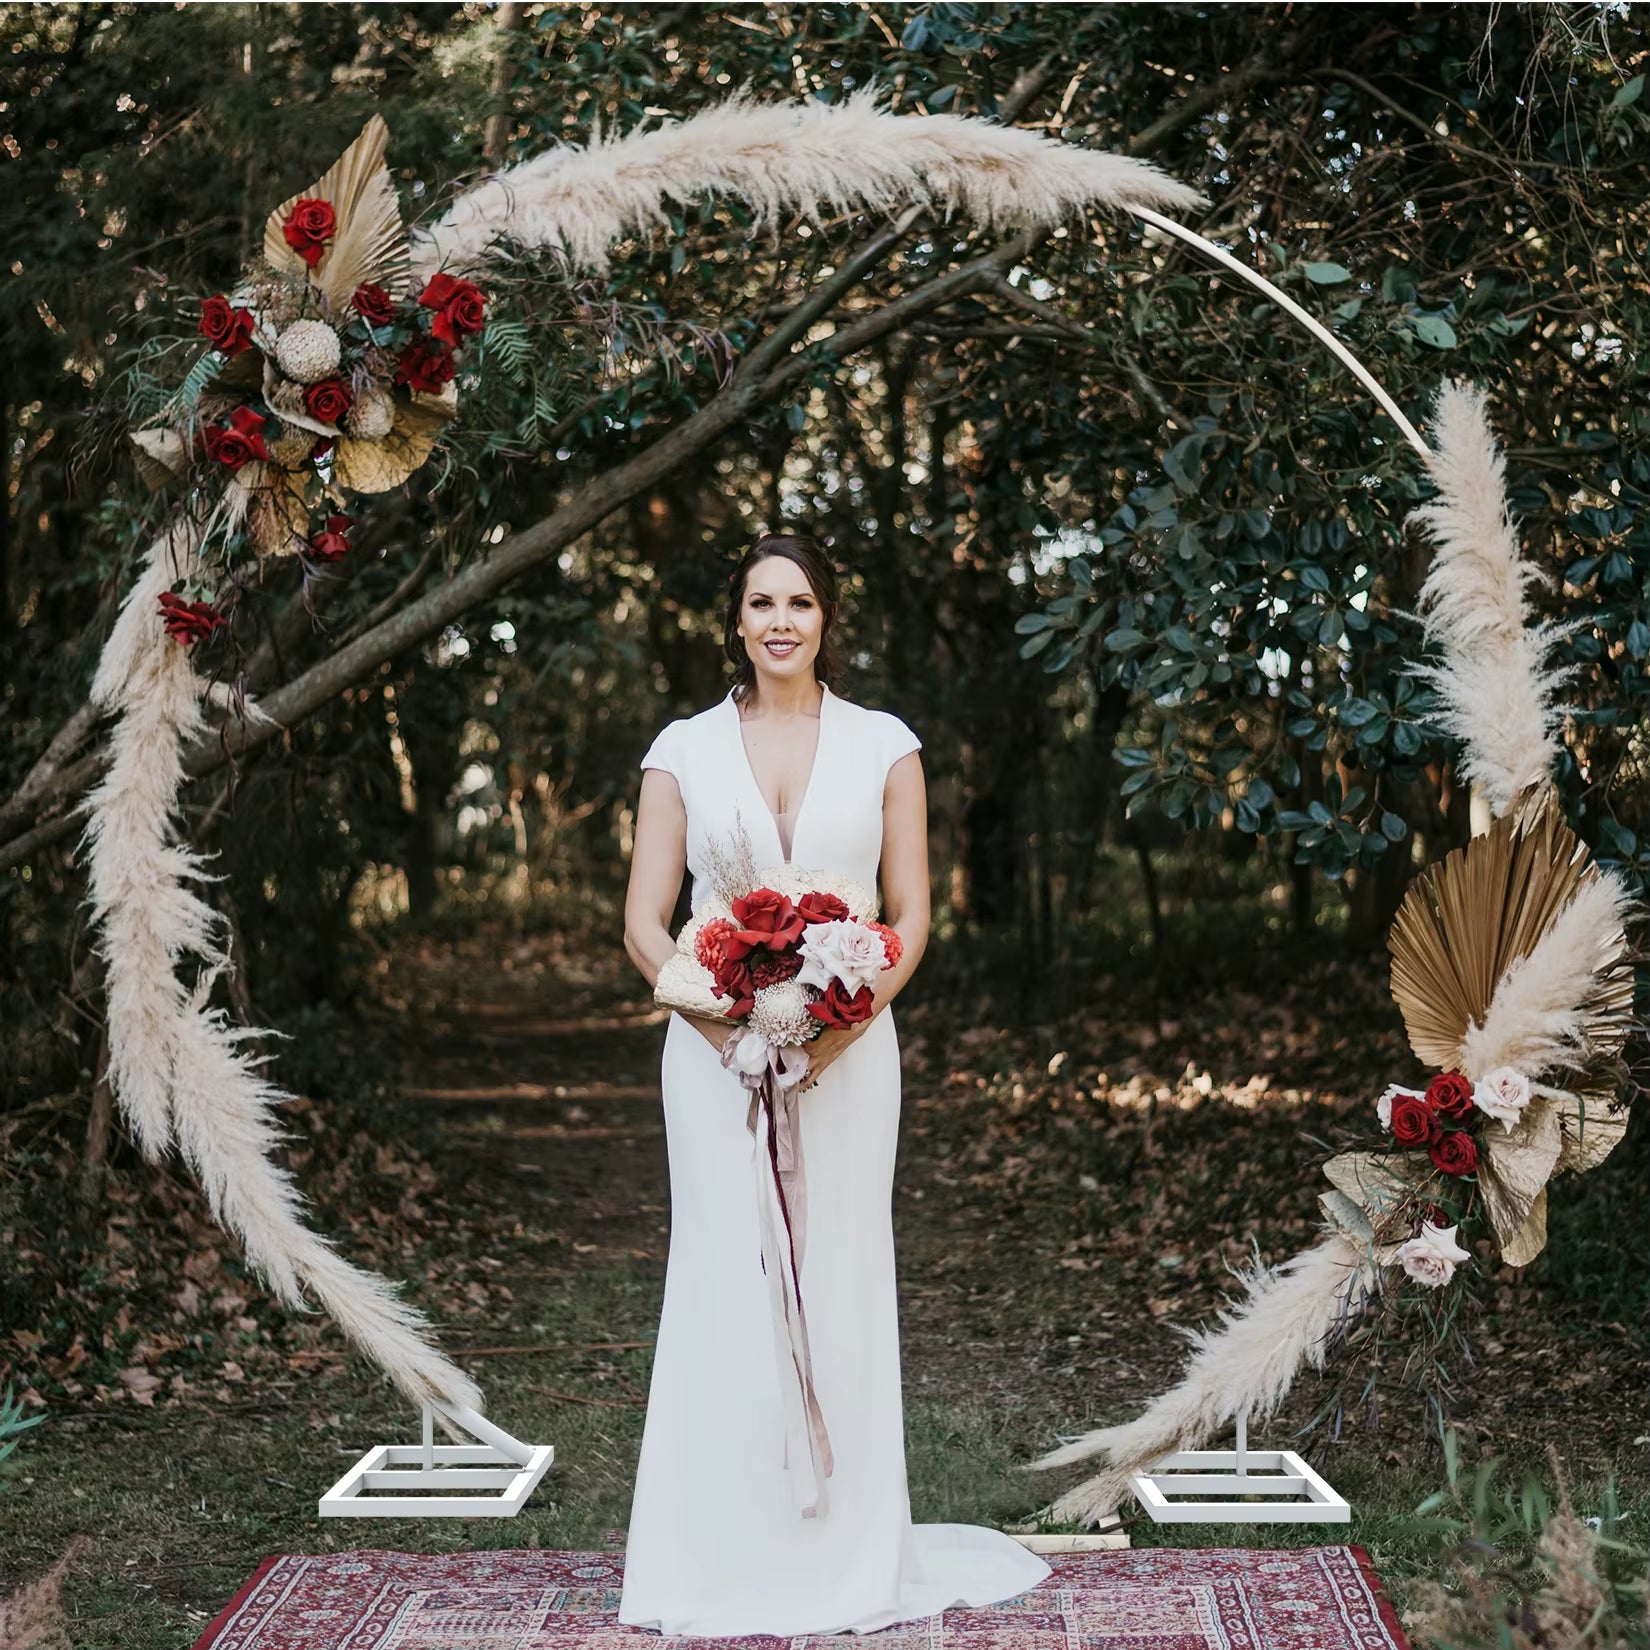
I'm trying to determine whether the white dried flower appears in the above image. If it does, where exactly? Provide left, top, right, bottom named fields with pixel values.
left=1397, top=1221, right=1471, bottom=1288
left=1473, top=1066, right=1531, bottom=1132
left=750, top=980, right=817, bottom=1047
left=653, top=952, right=727, bottom=1019
left=344, top=381, right=395, bottom=440
left=273, top=319, right=343, bottom=384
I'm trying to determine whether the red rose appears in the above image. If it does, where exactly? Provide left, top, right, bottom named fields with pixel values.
left=353, top=283, right=396, bottom=326
left=309, top=514, right=352, bottom=562
left=1425, top=1071, right=1476, bottom=1124
left=866, top=919, right=903, bottom=969
left=808, top=977, right=875, bottom=1029
left=312, top=436, right=335, bottom=460
left=304, top=378, right=351, bottom=425
left=418, top=271, right=487, bottom=344
left=395, top=340, right=456, bottom=394
left=198, top=294, right=255, bottom=355
left=1429, top=1130, right=1479, bottom=1178
left=797, top=891, right=851, bottom=926
left=157, top=590, right=226, bottom=647
left=1389, top=1093, right=1438, bottom=1148
left=725, top=888, right=806, bottom=958
left=749, top=950, right=804, bottom=991
left=204, top=406, right=270, bottom=470
left=712, top=957, right=756, bottom=1019
left=696, top=919, right=764, bottom=1017
left=282, top=197, right=337, bottom=268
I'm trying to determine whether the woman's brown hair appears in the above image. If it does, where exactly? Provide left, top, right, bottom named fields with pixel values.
left=723, top=533, right=843, bottom=706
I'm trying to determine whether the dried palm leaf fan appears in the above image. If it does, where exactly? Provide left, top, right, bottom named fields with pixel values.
left=1020, top=215, right=1640, bottom=1527
left=261, top=114, right=409, bottom=305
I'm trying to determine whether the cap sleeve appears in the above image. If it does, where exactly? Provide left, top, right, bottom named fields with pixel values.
left=880, top=712, right=922, bottom=779
left=640, top=719, right=685, bottom=784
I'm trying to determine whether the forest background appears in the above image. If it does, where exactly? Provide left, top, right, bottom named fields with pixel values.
left=1, top=5, right=1647, bottom=1648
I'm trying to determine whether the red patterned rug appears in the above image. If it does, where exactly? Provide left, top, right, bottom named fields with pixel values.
left=194, top=1543, right=1410, bottom=1649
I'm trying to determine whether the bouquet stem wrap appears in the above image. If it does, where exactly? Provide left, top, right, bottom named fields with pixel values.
left=723, top=1029, right=834, bottom=1517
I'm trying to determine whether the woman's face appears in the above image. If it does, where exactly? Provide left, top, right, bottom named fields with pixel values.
left=737, top=556, right=825, bottom=682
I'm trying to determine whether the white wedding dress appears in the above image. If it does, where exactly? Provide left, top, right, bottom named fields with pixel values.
left=619, top=683, right=1050, bottom=1635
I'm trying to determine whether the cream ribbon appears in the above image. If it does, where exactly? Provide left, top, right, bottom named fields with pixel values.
left=721, top=1029, right=834, bottom=1518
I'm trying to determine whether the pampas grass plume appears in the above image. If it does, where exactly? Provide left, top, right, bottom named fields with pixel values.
left=413, top=86, right=1205, bottom=277
left=1021, top=1236, right=1372, bottom=1525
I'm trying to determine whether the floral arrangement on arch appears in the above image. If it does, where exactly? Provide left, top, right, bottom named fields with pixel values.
left=131, top=116, right=486, bottom=639
left=1318, top=796, right=1636, bottom=1299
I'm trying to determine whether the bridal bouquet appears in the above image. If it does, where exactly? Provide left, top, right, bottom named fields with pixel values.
left=656, top=866, right=902, bottom=1085
left=651, top=821, right=901, bottom=1518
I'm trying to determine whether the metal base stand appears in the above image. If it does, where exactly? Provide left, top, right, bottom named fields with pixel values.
left=1013, top=1512, right=1130, bottom=1552
left=319, top=1401, right=555, bottom=1518
left=1128, top=1414, right=1349, bottom=1523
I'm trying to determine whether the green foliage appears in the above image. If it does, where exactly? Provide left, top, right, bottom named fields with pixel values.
left=1017, top=394, right=1440, bottom=879
left=996, top=19, right=1649, bottom=897
left=0, top=1383, right=46, bottom=1488
left=1397, top=1433, right=1650, bottom=1650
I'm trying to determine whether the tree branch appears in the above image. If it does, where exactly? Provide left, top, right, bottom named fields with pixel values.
left=7, top=699, right=100, bottom=826
left=0, top=225, right=1043, bottom=869
left=1126, top=35, right=1306, bottom=157
left=985, top=275, right=1196, bottom=432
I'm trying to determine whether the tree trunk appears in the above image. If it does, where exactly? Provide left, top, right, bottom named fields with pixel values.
left=1291, top=850, right=1314, bottom=936
left=396, top=667, right=461, bottom=921
left=1346, top=832, right=1414, bottom=949
left=483, top=2, right=527, bottom=169
left=1067, top=678, right=1131, bottom=919
left=77, top=1022, right=114, bottom=1218
left=1125, top=816, right=1165, bottom=990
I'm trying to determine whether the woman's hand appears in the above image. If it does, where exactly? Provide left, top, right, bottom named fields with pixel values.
left=681, top=1011, right=736, bottom=1056
left=798, top=1022, right=867, bottom=1092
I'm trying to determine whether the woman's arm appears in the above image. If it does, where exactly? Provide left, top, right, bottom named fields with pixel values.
left=868, top=748, right=930, bottom=1015
left=623, top=767, right=731, bottom=1054
left=801, top=748, right=929, bottom=1088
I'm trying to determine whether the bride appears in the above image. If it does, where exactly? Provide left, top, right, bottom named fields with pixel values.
left=618, top=532, right=1051, bottom=1634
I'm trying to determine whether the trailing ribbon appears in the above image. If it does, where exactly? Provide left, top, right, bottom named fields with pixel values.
left=721, top=1028, right=834, bottom=1517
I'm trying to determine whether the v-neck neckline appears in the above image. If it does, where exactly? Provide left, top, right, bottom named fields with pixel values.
left=728, top=682, right=831, bottom=866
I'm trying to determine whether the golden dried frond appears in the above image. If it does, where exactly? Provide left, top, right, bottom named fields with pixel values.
left=264, top=115, right=409, bottom=310
left=1388, top=793, right=1630, bottom=1076
left=334, top=386, right=454, bottom=494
